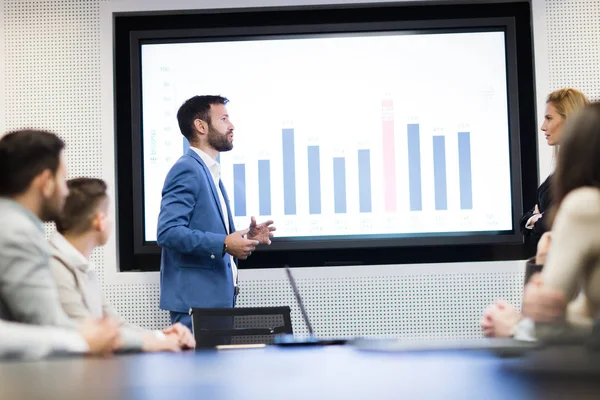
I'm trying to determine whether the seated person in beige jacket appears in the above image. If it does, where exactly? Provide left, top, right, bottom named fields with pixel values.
left=49, top=178, right=195, bottom=352
left=522, top=102, right=600, bottom=340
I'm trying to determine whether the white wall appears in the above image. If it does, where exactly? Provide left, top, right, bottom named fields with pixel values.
left=1, top=0, right=599, bottom=337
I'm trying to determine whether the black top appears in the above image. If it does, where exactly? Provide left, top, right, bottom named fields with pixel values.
left=519, top=174, right=553, bottom=246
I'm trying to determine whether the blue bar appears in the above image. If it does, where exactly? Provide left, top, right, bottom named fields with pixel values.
left=233, top=164, right=246, bottom=217
left=307, top=146, right=321, bottom=214
left=258, top=160, right=271, bottom=215
left=433, top=136, right=448, bottom=210
left=282, top=129, right=296, bottom=215
left=407, top=124, right=422, bottom=211
left=333, top=157, right=347, bottom=214
left=358, top=149, right=372, bottom=213
left=458, top=132, right=473, bottom=210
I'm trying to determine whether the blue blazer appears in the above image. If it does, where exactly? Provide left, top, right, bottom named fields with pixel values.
left=157, top=149, right=237, bottom=313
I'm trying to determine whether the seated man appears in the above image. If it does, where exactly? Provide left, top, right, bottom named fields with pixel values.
left=0, top=129, right=118, bottom=356
left=49, top=177, right=195, bottom=352
left=0, top=318, right=119, bottom=360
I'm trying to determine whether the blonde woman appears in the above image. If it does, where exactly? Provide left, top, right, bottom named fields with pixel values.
left=518, top=88, right=590, bottom=249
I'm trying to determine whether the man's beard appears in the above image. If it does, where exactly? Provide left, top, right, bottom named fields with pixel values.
left=207, top=125, right=233, bottom=152
left=39, top=199, right=62, bottom=222
left=39, top=190, right=63, bottom=222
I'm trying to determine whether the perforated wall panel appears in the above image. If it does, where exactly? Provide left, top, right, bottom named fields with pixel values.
left=0, top=0, right=174, bottom=330
left=2, top=0, right=104, bottom=249
left=237, top=265, right=525, bottom=339
left=2, top=0, right=598, bottom=339
left=546, top=0, right=600, bottom=101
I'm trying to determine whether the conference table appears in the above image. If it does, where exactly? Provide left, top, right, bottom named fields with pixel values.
left=1, top=341, right=600, bottom=399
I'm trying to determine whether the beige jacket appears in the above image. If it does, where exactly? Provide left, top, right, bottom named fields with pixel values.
left=537, top=187, right=600, bottom=339
left=48, top=232, right=145, bottom=350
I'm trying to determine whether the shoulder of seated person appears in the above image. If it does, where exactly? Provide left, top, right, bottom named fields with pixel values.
left=558, top=187, right=600, bottom=219
left=49, top=257, right=77, bottom=283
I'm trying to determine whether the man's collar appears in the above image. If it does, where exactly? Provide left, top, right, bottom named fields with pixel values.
left=190, top=146, right=219, bottom=168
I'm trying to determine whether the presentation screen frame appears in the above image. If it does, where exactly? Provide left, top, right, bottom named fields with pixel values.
left=114, top=2, right=537, bottom=271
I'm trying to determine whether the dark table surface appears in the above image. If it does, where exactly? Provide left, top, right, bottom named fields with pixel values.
left=1, top=342, right=600, bottom=400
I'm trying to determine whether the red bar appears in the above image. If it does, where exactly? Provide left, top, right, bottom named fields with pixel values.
left=382, top=99, right=396, bottom=212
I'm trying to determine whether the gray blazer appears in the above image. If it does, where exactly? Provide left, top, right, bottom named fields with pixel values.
left=0, top=198, right=75, bottom=328
left=0, top=320, right=87, bottom=360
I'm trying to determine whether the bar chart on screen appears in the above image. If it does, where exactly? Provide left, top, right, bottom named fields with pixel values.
left=217, top=95, right=503, bottom=238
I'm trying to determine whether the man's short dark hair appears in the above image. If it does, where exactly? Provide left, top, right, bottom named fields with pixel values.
left=55, top=178, right=108, bottom=234
left=0, top=129, right=65, bottom=196
left=177, top=95, right=229, bottom=142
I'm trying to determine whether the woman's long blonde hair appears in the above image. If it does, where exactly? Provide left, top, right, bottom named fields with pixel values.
left=546, top=88, right=591, bottom=160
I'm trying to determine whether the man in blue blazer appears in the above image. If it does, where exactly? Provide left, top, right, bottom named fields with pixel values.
left=157, top=95, right=275, bottom=330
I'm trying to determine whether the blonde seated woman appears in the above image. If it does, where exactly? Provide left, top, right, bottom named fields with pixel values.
left=481, top=88, right=590, bottom=338
left=49, top=178, right=195, bottom=352
left=522, top=102, right=600, bottom=340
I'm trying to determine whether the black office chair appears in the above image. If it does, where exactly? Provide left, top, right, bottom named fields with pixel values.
left=190, top=306, right=293, bottom=348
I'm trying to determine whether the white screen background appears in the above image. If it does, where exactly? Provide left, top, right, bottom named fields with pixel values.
left=141, top=31, right=512, bottom=242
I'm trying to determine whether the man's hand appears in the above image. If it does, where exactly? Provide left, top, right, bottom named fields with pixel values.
left=247, top=216, right=276, bottom=245
left=78, top=316, right=120, bottom=356
left=522, top=274, right=567, bottom=322
left=480, top=300, right=522, bottom=337
left=141, top=332, right=181, bottom=353
left=535, top=232, right=552, bottom=265
left=225, top=228, right=259, bottom=259
left=163, top=323, right=195, bottom=349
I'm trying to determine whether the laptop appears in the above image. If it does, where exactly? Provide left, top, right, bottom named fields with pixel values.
left=273, top=266, right=348, bottom=346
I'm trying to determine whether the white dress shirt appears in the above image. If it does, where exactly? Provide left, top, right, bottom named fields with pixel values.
left=190, top=146, right=238, bottom=285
